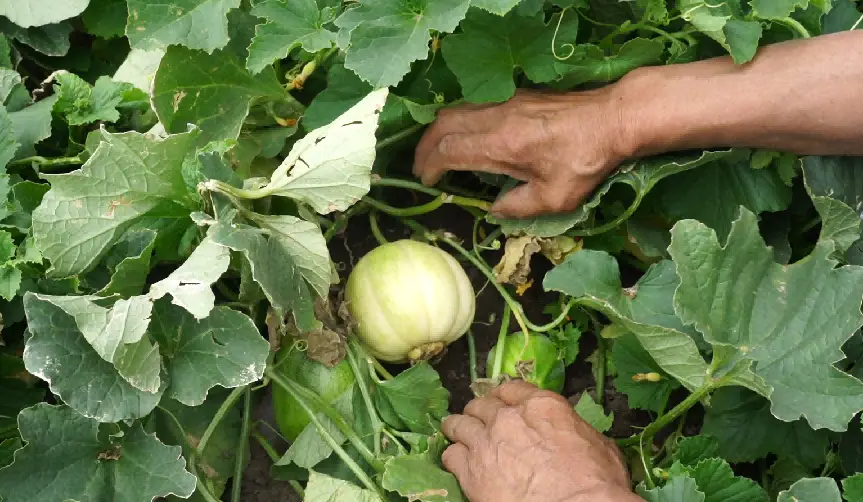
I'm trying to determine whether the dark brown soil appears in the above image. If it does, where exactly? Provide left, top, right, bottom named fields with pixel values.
left=236, top=184, right=655, bottom=500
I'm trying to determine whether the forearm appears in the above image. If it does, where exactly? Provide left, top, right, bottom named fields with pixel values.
left=615, top=31, right=863, bottom=158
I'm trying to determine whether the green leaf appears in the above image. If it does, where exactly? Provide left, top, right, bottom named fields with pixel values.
left=0, top=108, right=18, bottom=171
left=823, top=0, right=863, bottom=32
left=840, top=417, right=863, bottom=474
left=573, top=393, right=614, bottom=433
left=304, top=471, right=383, bottom=502
left=0, top=68, right=21, bottom=103
left=148, top=300, right=269, bottom=406
left=0, top=404, right=196, bottom=502
left=303, top=64, right=371, bottom=131
left=658, top=153, right=792, bottom=240
left=113, top=48, right=166, bottom=93
left=701, top=387, right=830, bottom=468
left=26, top=293, right=160, bottom=393
left=32, top=129, right=198, bottom=278
left=0, top=19, right=73, bottom=57
left=8, top=94, right=58, bottom=159
left=685, top=458, right=769, bottom=502
left=0, top=35, right=11, bottom=67
left=544, top=251, right=710, bottom=392
left=256, top=87, right=387, bottom=214
left=843, top=474, right=863, bottom=502
left=471, top=0, right=523, bottom=14
left=382, top=453, right=466, bottom=502
left=245, top=212, right=331, bottom=298
left=374, top=361, right=450, bottom=434
left=22, top=293, right=165, bottom=421
left=81, top=0, right=128, bottom=39
left=613, top=333, right=680, bottom=413
left=778, top=478, right=842, bottom=502
left=53, top=73, right=131, bottom=126
left=672, top=435, right=721, bottom=466
left=637, top=472, right=706, bottom=502
left=276, top=386, right=354, bottom=469
left=207, top=219, right=318, bottom=331
left=751, top=0, right=809, bottom=19
left=0, top=0, right=89, bottom=28
left=334, top=0, right=471, bottom=88
left=553, top=38, right=666, bottom=88
left=125, top=0, right=241, bottom=53
left=679, top=0, right=762, bottom=63
left=441, top=9, right=579, bottom=103
left=0, top=438, right=20, bottom=468
left=152, top=45, right=295, bottom=143
left=147, top=236, right=230, bottom=319
left=670, top=208, right=863, bottom=431
left=493, top=150, right=731, bottom=237
left=92, top=229, right=158, bottom=297
left=246, top=0, right=338, bottom=74
left=802, top=156, right=863, bottom=255
left=147, top=389, right=246, bottom=497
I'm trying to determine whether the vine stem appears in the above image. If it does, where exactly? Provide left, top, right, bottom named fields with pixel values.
left=197, top=386, right=247, bottom=457
left=8, top=155, right=83, bottom=168
left=346, top=340, right=384, bottom=455
left=231, top=387, right=252, bottom=502
left=404, top=219, right=575, bottom=334
left=265, top=368, right=384, bottom=472
left=777, top=16, right=811, bottom=38
left=370, top=357, right=394, bottom=380
left=617, top=382, right=714, bottom=447
left=266, top=370, right=386, bottom=498
left=377, top=124, right=424, bottom=150
left=570, top=195, right=642, bottom=237
left=490, top=304, right=512, bottom=379
left=367, top=179, right=494, bottom=213
left=368, top=209, right=388, bottom=245
left=467, top=330, right=479, bottom=382
left=250, top=430, right=306, bottom=497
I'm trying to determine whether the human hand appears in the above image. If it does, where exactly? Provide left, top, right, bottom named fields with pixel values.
left=441, top=380, right=641, bottom=502
left=412, top=88, right=636, bottom=219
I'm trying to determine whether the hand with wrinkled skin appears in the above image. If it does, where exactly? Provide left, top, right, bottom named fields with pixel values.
left=413, top=31, right=863, bottom=220
left=441, top=380, right=643, bottom=502
left=413, top=88, right=632, bottom=220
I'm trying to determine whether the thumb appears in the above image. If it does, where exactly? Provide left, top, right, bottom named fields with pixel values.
left=489, top=183, right=546, bottom=220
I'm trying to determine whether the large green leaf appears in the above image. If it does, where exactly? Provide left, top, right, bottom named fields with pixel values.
left=53, top=73, right=131, bottom=126
left=152, top=45, right=296, bottom=143
left=0, top=0, right=89, bottom=28
left=32, top=129, right=198, bottom=278
left=682, top=459, right=769, bottom=502
left=823, top=0, right=863, bottom=32
left=304, top=471, right=383, bottom=502
left=750, top=0, right=810, bottom=19
left=246, top=0, right=338, bottom=74
left=334, top=0, right=471, bottom=88
left=148, top=300, right=269, bottom=406
left=678, top=0, right=762, bottom=63
left=544, top=251, right=710, bottom=391
left=0, top=108, right=18, bottom=170
left=207, top=219, right=318, bottom=331
left=8, top=94, right=58, bottom=159
left=670, top=208, right=863, bottom=431
left=25, top=294, right=159, bottom=393
left=0, top=19, right=73, bottom=57
left=777, top=478, right=842, bottom=502
left=553, top=38, right=666, bottom=88
left=492, top=150, right=731, bottom=237
left=637, top=473, right=706, bottom=502
left=0, top=68, right=21, bottom=103
left=471, top=0, right=523, bottom=14
left=125, top=0, right=241, bottom=53
left=374, top=362, right=450, bottom=435
left=0, top=404, right=196, bottom=502
left=613, top=332, right=681, bottom=413
left=22, top=293, right=165, bottom=422
left=255, top=88, right=387, bottom=214
left=802, top=156, right=863, bottom=255
left=382, top=453, right=466, bottom=502
left=843, top=474, right=863, bottom=502
left=81, top=0, right=128, bottom=39
left=658, top=153, right=792, bottom=240
left=275, top=386, right=354, bottom=470
left=701, top=387, right=830, bottom=468
left=441, top=9, right=578, bottom=103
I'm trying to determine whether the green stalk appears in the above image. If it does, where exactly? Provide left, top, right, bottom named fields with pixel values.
left=369, top=357, right=394, bottom=381
left=364, top=195, right=444, bottom=217
left=467, top=330, right=479, bottom=382
left=595, top=335, right=607, bottom=407
left=490, top=305, right=512, bottom=379
left=617, top=383, right=714, bottom=447
left=8, top=155, right=83, bottom=168
left=346, top=340, right=384, bottom=455
left=371, top=177, right=493, bottom=210
left=231, top=387, right=252, bottom=502
left=266, top=370, right=385, bottom=497
left=376, top=124, right=424, bottom=150
left=368, top=210, right=388, bottom=245
left=777, top=16, right=811, bottom=38
left=197, top=386, right=247, bottom=456
left=570, top=195, right=642, bottom=237
left=265, top=368, right=384, bottom=472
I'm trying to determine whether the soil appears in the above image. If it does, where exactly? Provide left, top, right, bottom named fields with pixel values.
left=235, top=182, right=659, bottom=500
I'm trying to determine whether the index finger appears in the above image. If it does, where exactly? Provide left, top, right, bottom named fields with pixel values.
left=488, top=379, right=544, bottom=406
